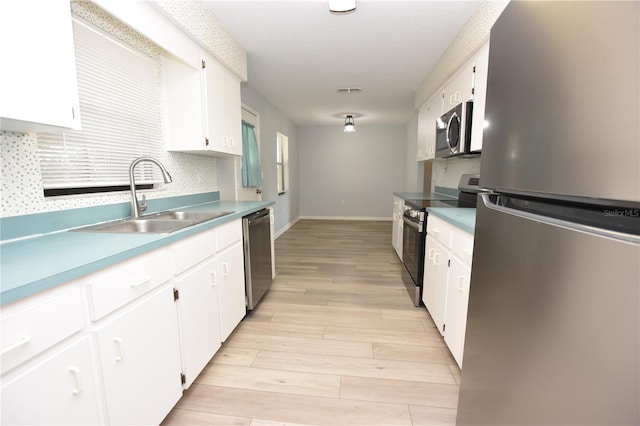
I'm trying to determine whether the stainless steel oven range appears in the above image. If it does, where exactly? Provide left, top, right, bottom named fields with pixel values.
left=401, top=174, right=481, bottom=306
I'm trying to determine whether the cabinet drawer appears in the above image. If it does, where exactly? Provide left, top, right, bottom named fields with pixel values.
left=1, top=338, right=100, bottom=425
left=1, top=288, right=84, bottom=374
left=173, top=228, right=216, bottom=275
left=86, top=249, right=173, bottom=321
left=426, top=215, right=453, bottom=248
left=451, top=228, right=474, bottom=265
left=215, top=219, right=242, bottom=252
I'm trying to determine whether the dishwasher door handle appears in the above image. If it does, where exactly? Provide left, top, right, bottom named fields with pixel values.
left=248, top=213, right=271, bottom=226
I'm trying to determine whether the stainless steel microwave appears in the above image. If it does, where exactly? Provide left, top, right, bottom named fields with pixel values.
left=435, top=101, right=473, bottom=158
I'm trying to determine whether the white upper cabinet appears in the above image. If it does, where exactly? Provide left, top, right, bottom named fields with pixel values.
left=416, top=40, right=490, bottom=160
left=417, top=91, right=444, bottom=161
left=161, top=56, right=205, bottom=152
left=162, top=53, right=242, bottom=157
left=442, top=60, right=475, bottom=111
left=0, top=0, right=81, bottom=133
left=469, top=42, right=490, bottom=152
left=203, top=56, right=243, bottom=156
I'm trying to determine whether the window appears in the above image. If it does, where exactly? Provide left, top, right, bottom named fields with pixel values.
left=276, top=132, right=289, bottom=194
left=37, top=18, right=163, bottom=195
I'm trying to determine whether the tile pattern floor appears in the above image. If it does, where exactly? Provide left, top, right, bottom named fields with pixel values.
left=162, top=220, right=460, bottom=426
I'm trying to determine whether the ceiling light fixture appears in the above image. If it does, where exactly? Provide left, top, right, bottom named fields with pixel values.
left=344, top=115, right=356, bottom=133
left=329, top=0, right=356, bottom=13
left=337, top=87, right=362, bottom=94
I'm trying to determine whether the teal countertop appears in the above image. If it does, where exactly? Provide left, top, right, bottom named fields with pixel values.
left=426, top=207, right=477, bottom=234
left=0, top=199, right=273, bottom=306
left=393, top=186, right=458, bottom=201
left=393, top=192, right=457, bottom=201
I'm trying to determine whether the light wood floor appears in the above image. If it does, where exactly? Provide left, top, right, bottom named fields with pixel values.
left=163, top=220, right=460, bottom=426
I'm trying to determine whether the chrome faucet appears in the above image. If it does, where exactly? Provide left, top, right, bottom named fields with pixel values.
left=129, top=157, right=172, bottom=218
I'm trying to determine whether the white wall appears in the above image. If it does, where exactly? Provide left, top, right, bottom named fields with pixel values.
left=299, top=125, right=404, bottom=219
left=240, top=84, right=299, bottom=236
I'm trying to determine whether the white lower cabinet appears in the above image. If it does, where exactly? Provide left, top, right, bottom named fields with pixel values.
left=423, top=215, right=474, bottom=368
left=94, top=285, right=182, bottom=425
left=392, top=196, right=404, bottom=259
left=422, top=235, right=449, bottom=336
left=175, top=257, right=222, bottom=388
left=443, top=256, right=471, bottom=367
left=218, top=242, right=246, bottom=341
left=2, top=218, right=250, bottom=424
left=1, top=286, right=99, bottom=425
left=1, top=338, right=100, bottom=425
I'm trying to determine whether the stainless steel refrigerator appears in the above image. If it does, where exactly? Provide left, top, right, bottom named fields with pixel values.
left=457, top=2, right=639, bottom=425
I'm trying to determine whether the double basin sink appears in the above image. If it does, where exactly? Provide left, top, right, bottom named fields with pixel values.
left=74, top=210, right=234, bottom=234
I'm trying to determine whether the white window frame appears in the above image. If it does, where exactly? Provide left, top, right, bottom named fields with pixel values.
left=276, top=132, right=289, bottom=195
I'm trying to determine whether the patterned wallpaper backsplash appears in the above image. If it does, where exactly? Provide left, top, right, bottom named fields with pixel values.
left=431, top=157, right=481, bottom=193
left=1, top=134, right=218, bottom=219
left=0, top=1, right=219, bottom=218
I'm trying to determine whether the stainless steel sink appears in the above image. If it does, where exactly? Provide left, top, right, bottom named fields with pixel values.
left=74, top=218, right=197, bottom=234
left=72, top=210, right=234, bottom=234
left=148, top=210, right=233, bottom=222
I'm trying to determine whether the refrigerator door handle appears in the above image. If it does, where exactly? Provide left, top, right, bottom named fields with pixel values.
left=480, top=193, right=640, bottom=244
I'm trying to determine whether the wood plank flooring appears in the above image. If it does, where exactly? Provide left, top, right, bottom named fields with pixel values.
left=162, top=220, right=460, bottom=426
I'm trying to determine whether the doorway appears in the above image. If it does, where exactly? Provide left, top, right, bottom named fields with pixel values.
left=237, top=105, right=263, bottom=201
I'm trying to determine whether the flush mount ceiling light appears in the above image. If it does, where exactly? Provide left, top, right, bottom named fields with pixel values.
left=329, top=0, right=356, bottom=13
left=344, top=115, right=356, bottom=133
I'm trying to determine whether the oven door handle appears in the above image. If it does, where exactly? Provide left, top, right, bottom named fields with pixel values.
left=402, top=215, right=423, bottom=232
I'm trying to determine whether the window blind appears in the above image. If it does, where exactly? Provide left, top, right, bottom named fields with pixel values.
left=37, top=18, right=162, bottom=190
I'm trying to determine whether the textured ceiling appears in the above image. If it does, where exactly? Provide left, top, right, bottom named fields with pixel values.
left=204, top=0, right=480, bottom=126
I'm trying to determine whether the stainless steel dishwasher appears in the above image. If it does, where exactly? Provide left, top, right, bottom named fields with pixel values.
left=242, top=208, right=273, bottom=310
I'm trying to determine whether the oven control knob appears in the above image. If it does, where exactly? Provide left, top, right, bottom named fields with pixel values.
left=410, top=210, right=418, bottom=218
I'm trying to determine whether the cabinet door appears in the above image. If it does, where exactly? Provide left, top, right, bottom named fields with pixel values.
left=225, top=70, right=243, bottom=156
left=203, top=55, right=227, bottom=153
left=392, top=212, right=399, bottom=252
left=204, top=56, right=243, bottom=156
left=175, top=257, right=222, bottom=388
left=443, top=61, right=474, bottom=111
left=1, top=338, right=100, bottom=425
left=0, top=0, right=80, bottom=132
left=392, top=198, right=400, bottom=254
left=425, top=92, right=443, bottom=160
left=470, top=42, right=490, bottom=152
left=162, top=56, right=206, bottom=152
left=444, top=256, right=471, bottom=368
left=416, top=103, right=429, bottom=161
left=95, top=286, right=182, bottom=425
left=218, top=242, right=246, bottom=341
left=422, top=236, right=448, bottom=335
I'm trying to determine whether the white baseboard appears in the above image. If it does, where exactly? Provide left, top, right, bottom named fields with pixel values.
left=274, top=216, right=301, bottom=239
left=299, top=216, right=393, bottom=221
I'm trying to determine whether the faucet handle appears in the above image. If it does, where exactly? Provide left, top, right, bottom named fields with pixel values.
left=139, top=194, right=147, bottom=212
